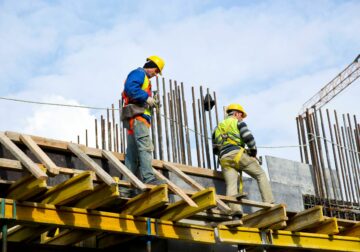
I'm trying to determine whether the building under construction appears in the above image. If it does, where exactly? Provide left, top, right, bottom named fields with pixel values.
left=0, top=55, right=359, bottom=251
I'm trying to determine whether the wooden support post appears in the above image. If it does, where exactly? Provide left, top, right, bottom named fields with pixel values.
left=20, top=134, right=60, bottom=175
left=121, top=184, right=169, bottom=216
left=102, top=150, right=146, bottom=190
left=164, top=162, right=231, bottom=213
left=0, top=132, right=48, bottom=180
left=68, top=143, right=116, bottom=186
left=37, top=171, right=94, bottom=205
left=158, top=187, right=217, bottom=221
left=241, top=204, right=288, bottom=229
left=152, top=168, right=198, bottom=207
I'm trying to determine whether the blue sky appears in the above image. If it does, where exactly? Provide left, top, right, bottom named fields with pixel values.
left=0, top=0, right=359, bottom=162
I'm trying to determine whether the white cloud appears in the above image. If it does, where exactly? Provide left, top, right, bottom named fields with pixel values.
left=22, top=96, right=96, bottom=145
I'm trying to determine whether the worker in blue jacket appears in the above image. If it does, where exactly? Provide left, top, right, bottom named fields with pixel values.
left=121, top=56, right=166, bottom=197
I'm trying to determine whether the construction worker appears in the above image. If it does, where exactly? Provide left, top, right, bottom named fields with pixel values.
left=212, top=103, right=274, bottom=218
left=121, top=56, right=166, bottom=197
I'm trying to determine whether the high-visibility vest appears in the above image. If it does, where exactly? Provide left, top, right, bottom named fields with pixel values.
left=122, top=74, right=152, bottom=119
left=213, top=117, right=244, bottom=149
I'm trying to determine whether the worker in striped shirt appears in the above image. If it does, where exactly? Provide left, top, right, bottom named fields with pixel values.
left=212, top=103, right=274, bottom=218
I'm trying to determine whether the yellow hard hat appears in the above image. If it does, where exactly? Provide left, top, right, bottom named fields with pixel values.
left=226, top=103, right=247, bottom=118
left=147, top=55, right=165, bottom=75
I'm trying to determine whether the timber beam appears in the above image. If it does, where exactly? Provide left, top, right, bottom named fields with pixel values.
left=121, top=184, right=169, bottom=216
left=19, top=134, right=60, bottom=175
left=36, top=171, right=94, bottom=205
left=6, top=225, right=52, bottom=243
left=217, top=226, right=360, bottom=251
left=0, top=198, right=216, bottom=244
left=158, top=187, right=217, bottom=221
left=341, top=222, right=360, bottom=237
left=285, top=206, right=339, bottom=235
left=242, top=204, right=288, bottom=230
left=0, top=132, right=48, bottom=180
left=6, top=172, right=47, bottom=201
left=67, top=143, right=116, bottom=186
left=74, top=178, right=120, bottom=209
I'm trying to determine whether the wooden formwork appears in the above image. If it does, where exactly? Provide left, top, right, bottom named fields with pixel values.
left=1, top=131, right=360, bottom=251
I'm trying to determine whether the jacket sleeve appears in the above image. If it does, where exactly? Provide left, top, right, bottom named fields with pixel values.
left=237, top=121, right=256, bottom=150
left=124, top=69, right=149, bottom=103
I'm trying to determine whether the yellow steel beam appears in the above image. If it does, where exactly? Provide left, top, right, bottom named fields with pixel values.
left=285, top=205, right=324, bottom=231
left=341, top=222, right=360, bottom=237
left=0, top=198, right=215, bottom=244
left=121, top=184, right=168, bottom=216
left=43, top=229, right=100, bottom=246
left=6, top=172, right=47, bottom=201
left=6, top=225, right=51, bottom=242
left=158, top=187, right=217, bottom=221
left=37, top=171, right=94, bottom=205
left=74, top=178, right=120, bottom=209
left=242, top=204, right=288, bottom=229
left=45, top=183, right=168, bottom=246
left=218, top=226, right=360, bottom=251
left=307, top=217, right=339, bottom=235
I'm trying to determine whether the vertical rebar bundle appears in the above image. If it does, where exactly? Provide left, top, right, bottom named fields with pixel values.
left=78, top=76, right=220, bottom=170
left=297, top=109, right=360, bottom=219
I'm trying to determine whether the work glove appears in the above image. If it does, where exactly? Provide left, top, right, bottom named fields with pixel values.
left=248, top=148, right=257, bottom=158
left=146, top=97, right=156, bottom=107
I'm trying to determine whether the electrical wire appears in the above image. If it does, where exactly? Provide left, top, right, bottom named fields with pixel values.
left=0, top=95, right=333, bottom=150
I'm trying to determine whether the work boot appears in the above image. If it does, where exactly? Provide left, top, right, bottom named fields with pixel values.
left=232, top=211, right=243, bottom=220
left=147, top=179, right=167, bottom=186
left=120, top=188, right=135, bottom=198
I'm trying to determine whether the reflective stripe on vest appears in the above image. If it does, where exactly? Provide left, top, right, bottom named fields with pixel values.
left=214, top=117, right=244, bottom=148
left=142, top=75, right=152, bottom=117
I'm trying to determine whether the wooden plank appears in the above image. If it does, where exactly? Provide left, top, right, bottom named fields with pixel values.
left=307, top=217, right=339, bottom=235
left=68, top=143, right=116, bottom=186
left=341, top=222, right=360, bottom=237
left=0, top=132, right=47, bottom=180
left=20, top=134, right=59, bottom=175
left=37, top=171, right=94, bottom=205
left=102, top=150, right=146, bottom=190
left=0, top=158, right=97, bottom=179
left=218, top=219, right=243, bottom=227
left=158, top=187, right=217, bottom=221
left=152, top=168, right=198, bottom=207
left=164, top=162, right=231, bottom=213
left=6, top=173, right=47, bottom=201
left=121, top=184, right=168, bottom=216
left=0, top=158, right=22, bottom=171
left=242, top=204, right=288, bottom=229
left=285, top=206, right=324, bottom=231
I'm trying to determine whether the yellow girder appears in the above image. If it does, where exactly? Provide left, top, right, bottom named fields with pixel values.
left=121, top=184, right=169, bottom=216
left=0, top=198, right=215, bottom=244
left=158, top=187, right=217, bottom=221
left=218, top=226, right=360, bottom=251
